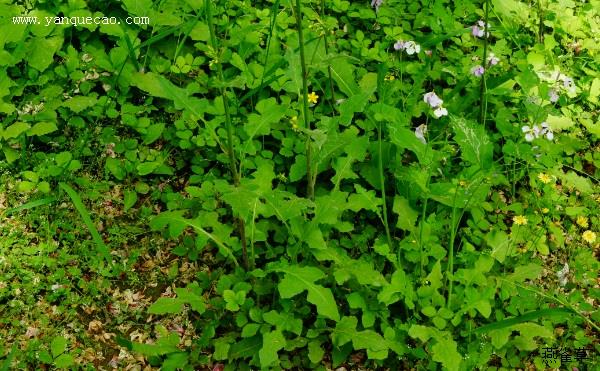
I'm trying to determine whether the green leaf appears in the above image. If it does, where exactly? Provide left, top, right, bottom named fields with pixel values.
left=485, top=229, right=511, bottom=263
left=308, top=340, right=324, bottom=363
left=450, top=116, right=493, bottom=169
left=431, top=337, right=462, bottom=371
left=229, top=335, right=262, bottom=360
left=53, top=354, right=74, bottom=368
left=58, top=183, right=111, bottom=261
left=244, top=98, right=287, bottom=138
left=62, top=96, right=98, bottom=113
left=50, top=336, right=67, bottom=358
left=137, top=162, right=160, bottom=176
left=472, top=308, right=575, bottom=334
left=393, top=196, right=418, bottom=232
left=27, top=121, right=57, bottom=136
left=105, top=158, right=126, bottom=180
left=3, top=122, right=30, bottom=139
left=143, top=123, right=165, bottom=144
left=332, top=316, right=357, bottom=346
left=150, top=211, right=238, bottom=266
left=123, top=190, right=138, bottom=212
left=28, top=37, right=63, bottom=71
left=132, top=72, right=208, bottom=116
left=351, top=330, right=388, bottom=360
left=259, top=329, right=285, bottom=368
left=275, top=265, right=340, bottom=321
left=148, top=297, right=185, bottom=314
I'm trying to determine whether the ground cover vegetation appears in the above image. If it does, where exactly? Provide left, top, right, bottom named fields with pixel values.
left=0, top=0, right=599, bottom=369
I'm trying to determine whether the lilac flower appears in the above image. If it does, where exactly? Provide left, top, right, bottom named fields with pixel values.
left=371, top=0, right=383, bottom=13
left=471, top=65, right=485, bottom=77
left=423, top=92, right=443, bottom=108
left=415, top=124, right=427, bottom=144
left=522, top=122, right=553, bottom=142
left=487, top=53, right=499, bottom=66
left=433, top=106, right=448, bottom=118
left=471, top=20, right=490, bottom=38
left=549, top=89, right=559, bottom=103
left=394, top=40, right=421, bottom=55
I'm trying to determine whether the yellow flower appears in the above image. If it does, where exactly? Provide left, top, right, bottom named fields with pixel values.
left=513, top=215, right=528, bottom=226
left=582, top=230, right=596, bottom=244
left=290, top=116, right=299, bottom=131
left=384, top=74, right=396, bottom=81
left=537, top=173, right=552, bottom=184
left=307, top=92, right=319, bottom=104
left=541, top=207, right=550, bottom=214
left=576, top=216, right=589, bottom=228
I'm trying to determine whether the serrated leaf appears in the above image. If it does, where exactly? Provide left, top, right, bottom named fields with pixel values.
left=276, top=265, right=340, bottom=321
left=28, top=36, right=63, bottom=71
left=244, top=98, right=286, bottom=138
left=332, top=316, right=357, bottom=346
left=229, top=335, right=262, bottom=360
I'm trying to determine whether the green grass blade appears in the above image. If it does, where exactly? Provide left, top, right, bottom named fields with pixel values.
left=58, top=182, right=111, bottom=261
left=471, top=308, right=575, bottom=334
left=1, top=197, right=57, bottom=216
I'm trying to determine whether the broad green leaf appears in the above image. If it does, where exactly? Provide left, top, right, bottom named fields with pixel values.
left=150, top=211, right=238, bottom=266
left=393, top=196, right=418, bottom=232
left=123, top=189, right=137, bottom=212
left=229, top=335, right=262, bottom=360
left=143, top=123, right=165, bottom=144
left=485, top=229, right=511, bottom=263
left=3, top=122, right=30, bottom=139
left=275, top=265, right=340, bottom=321
left=105, top=158, right=126, bottom=180
left=259, top=329, right=285, bottom=368
left=62, top=96, right=97, bottom=113
left=352, top=330, right=388, bottom=360
left=148, top=297, right=185, bottom=314
left=28, top=36, right=63, bottom=71
left=431, top=337, right=462, bottom=371
left=244, top=98, right=286, bottom=138
left=53, top=354, right=74, bottom=368
left=450, top=117, right=493, bottom=169
left=50, top=336, right=67, bottom=358
left=132, top=72, right=208, bottom=116
left=27, top=121, right=57, bottom=136
left=332, top=316, right=358, bottom=346
left=546, top=114, right=575, bottom=131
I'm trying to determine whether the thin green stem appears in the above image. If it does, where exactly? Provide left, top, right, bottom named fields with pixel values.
left=378, top=122, right=395, bottom=262
left=446, top=185, right=460, bottom=309
left=479, top=0, right=490, bottom=126
left=294, top=0, right=314, bottom=200
left=320, top=0, right=336, bottom=112
left=206, top=0, right=248, bottom=269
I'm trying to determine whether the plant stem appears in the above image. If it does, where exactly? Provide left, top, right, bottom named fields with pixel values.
left=446, top=185, right=460, bottom=309
left=479, top=0, right=490, bottom=126
left=320, top=0, right=336, bottom=112
left=377, top=122, right=395, bottom=262
left=206, top=0, right=249, bottom=269
left=294, top=0, right=314, bottom=200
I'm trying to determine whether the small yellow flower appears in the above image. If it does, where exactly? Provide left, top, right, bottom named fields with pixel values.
left=513, top=215, right=528, bottom=226
left=537, top=173, right=552, bottom=184
left=307, top=91, right=319, bottom=104
left=576, top=216, right=589, bottom=228
left=384, top=74, right=396, bottom=81
left=582, top=230, right=596, bottom=244
left=541, top=207, right=550, bottom=214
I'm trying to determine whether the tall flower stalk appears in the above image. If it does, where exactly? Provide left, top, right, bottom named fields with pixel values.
left=479, top=0, right=490, bottom=126
left=206, top=0, right=249, bottom=269
left=294, top=0, right=314, bottom=200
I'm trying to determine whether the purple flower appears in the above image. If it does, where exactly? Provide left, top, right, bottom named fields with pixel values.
left=394, top=40, right=420, bottom=55
left=472, top=20, right=490, bottom=38
left=371, top=0, right=383, bottom=12
left=471, top=65, right=485, bottom=77
left=415, top=124, right=427, bottom=144
left=487, top=53, right=499, bottom=66
left=433, top=106, right=448, bottom=118
left=423, top=92, right=443, bottom=108
left=549, top=89, right=559, bottom=103
left=393, top=40, right=405, bottom=50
